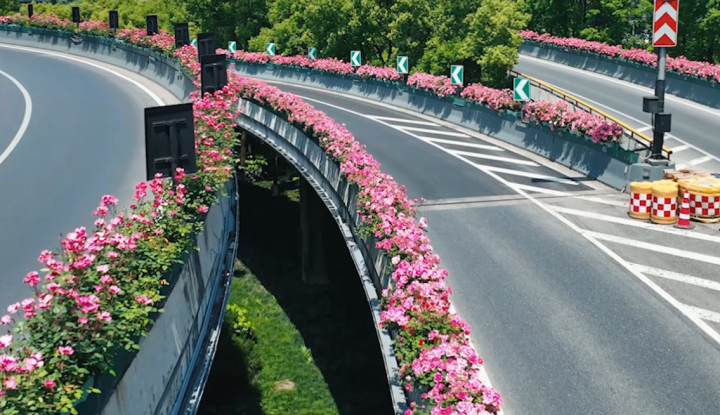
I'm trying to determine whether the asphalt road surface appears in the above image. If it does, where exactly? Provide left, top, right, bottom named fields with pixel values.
left=268, top=82, right=720, bottom=415
left=0, top=46, right=170, bottom=310
left=515, top=54, right=720, bottom=173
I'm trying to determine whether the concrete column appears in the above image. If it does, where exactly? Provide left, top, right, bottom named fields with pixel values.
left=300, top=177, right=329, bottom=284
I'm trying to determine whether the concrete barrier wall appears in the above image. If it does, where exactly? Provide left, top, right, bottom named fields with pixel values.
left=0, top=27, right=237, bottom=415
left=235, top=101, right=407, bottom=414
left=519, top=41, right=720, bottom=109
left=232, top=62, right=633, bottom=190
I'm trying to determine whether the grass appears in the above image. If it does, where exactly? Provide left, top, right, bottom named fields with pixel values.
left=198, top=157, right=393, bottom=415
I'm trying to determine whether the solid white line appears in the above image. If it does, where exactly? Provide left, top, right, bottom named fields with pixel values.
left=509, top=183, right=569, bottom=195
left=586, top=231, right=720, bottom=266
left=447, top=149, right=539, bottom=166
left=478, top=165, right=579, bottom=185
left=0, top=69, right=32, bottom=166
left=672, top=144, right=691, bottom=153
left=636, top=126, right=652, bottom=132
left=420, top=137, right=504, bottom=151
left=396, top=126, right=469, bottom=137
left=368, top=115, right=439, bottom=126
left=549, top=205, right=720, bottom=243
left=0, top=44, right=164, bottom=106
left=576, top=196, right=628, bottom=207
left=629, top=263, right=720, bottom=292
left=521, top=54, right=720, bottom=119
left=676, top=155, right=714, bottom=170
left=291, top=90, right=720, bottom=348
left=684, top=305, right=720, bottom=324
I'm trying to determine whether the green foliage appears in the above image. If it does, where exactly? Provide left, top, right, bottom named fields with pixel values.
left=523, top=0, right=720, bottom=64
left=27, top=0, right=192, bottom=34
left=249, top=0, right=528, bottom=87
left=0, top=0, right=18, bottom=17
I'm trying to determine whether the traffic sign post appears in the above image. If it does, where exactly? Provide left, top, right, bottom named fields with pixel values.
left=450, top=65, right=463, bottom=86
left=648, top=0, right=678, bottom=159
left=397, top=56, right=408, bottom=74
left=351, top=51, right=361, bottom=66
left=513, top=78, right=530, bottom=101
left=228, top=41, right=237, bottom=53
left=308, top=47, right=317, bottom=60
left=266, top=43, right=275, bottom=56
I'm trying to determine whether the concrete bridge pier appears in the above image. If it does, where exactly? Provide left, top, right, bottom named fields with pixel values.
left=299, top=176, right=330, bottom=285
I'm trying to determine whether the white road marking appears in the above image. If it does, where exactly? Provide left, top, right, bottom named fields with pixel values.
left=447, top=149, right=539, bottom=166
left=672, top=144, right=691, bottom=153
left=523, top=76, right=720, bottom=165
left=684, top=305, right=720, bottom=324
left=636, top=125, right=652, bottom=132
left=510, top=183, right=568, bottom=195
left=476, top=165, right=579, bottom=185
left=521, top=54, right=720, bottom=118
left=421, top=137, right=504, bottom=151
left=368, top=115, right=439, bottom=126
left=396, top=126, right=469, bottom=137
left=586, top=231, right=720, bottom=266
left=0, top=44, right=165, bottom=106
left=549, top=205, right=720, bottom=243
left=0, top=69, right=32, bottom=167
left=676, top=155, right=714, bottom=170
left=285, top=87, right=720, bottom=349
left=629, top=263, right=720, bottom=292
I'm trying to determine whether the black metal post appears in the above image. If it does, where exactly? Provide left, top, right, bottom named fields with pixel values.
left=651, top=47, right=667, bottom=159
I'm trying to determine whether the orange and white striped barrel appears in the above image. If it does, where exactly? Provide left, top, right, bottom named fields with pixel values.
left=650, top=182, right=678, bottom=225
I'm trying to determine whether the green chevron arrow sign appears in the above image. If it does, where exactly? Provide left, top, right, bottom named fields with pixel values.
left=190, top=38, right=197, bottom=48
left=513, top=77, right=530, bottom=101
left=450, top=65, right=464, bottom=86
left=266, top=42, right=275, bottom=55
left=397, top=56, right=408, bottom=74
left=351, top=50, right=361, bottom=66
left=228, top=41, right=237, bottom=53
left=308, top=47, right=317, bottom=60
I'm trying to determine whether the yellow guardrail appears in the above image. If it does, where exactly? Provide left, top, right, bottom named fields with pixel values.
left=510, top=70, right=673, bottom=159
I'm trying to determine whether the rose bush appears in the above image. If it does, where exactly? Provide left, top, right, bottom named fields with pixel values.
left=0, top=12, right=626, bottom=414
left=520, top=30, right=720, bottom=83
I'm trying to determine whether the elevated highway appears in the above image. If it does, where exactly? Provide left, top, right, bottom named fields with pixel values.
left=0, top=44, right=178, bottom=309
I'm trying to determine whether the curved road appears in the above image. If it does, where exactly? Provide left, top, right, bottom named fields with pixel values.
left=266, top=81, right=720, bottom=415
left=0, top=46, right=174, bottom=309
left=516, top=54, right=720, bottom=172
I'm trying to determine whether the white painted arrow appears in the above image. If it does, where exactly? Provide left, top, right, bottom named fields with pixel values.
left=653, top=23, right=677, bottom=43
left=655, top=1, right=678, bottom=21
left=515, top=79, right=529, bottom=100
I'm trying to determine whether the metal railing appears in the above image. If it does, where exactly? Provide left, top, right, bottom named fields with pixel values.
left=509, top=70, right=673, bottom=160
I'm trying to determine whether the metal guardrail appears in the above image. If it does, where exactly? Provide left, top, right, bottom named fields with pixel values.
left=509, top=70, right=673, bottom=160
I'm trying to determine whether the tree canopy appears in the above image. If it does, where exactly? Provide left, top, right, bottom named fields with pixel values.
left=523, top=0, right=720, bottom=63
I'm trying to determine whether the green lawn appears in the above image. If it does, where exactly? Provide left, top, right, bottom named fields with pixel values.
left=198, top=163, right=393, bottom=415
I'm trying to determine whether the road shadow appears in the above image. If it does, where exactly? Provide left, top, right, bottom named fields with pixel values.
left=233, top=167, right=394, bottom=415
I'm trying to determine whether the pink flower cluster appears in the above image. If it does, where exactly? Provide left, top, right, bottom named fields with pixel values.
left=520, top=30, right=720, bottom=83
left=407, top=73, right=459, bottom=98
left=523, top=100, right=624, bottom=144
left=461, top=84, right=520, bottom=111
left=230, top=51, right=356, bottom=75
